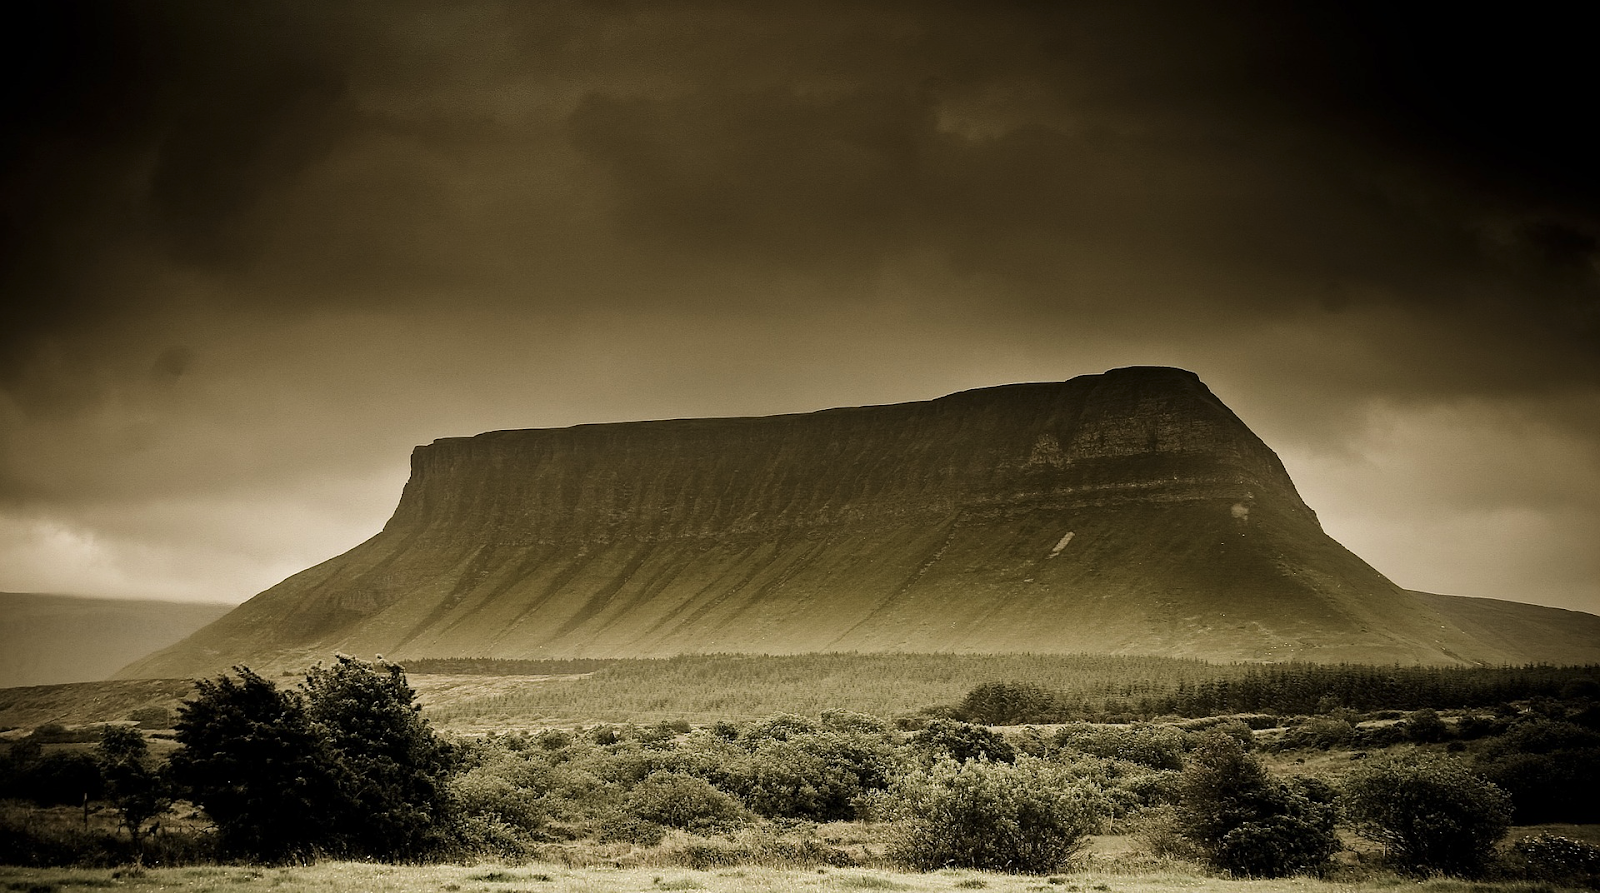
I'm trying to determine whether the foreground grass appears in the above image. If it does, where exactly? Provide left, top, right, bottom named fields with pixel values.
left=0, top=862, right=1586, bottom=893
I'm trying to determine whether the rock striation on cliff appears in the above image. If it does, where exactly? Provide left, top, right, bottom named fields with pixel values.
left=119, top=366, right=1598, bottom=678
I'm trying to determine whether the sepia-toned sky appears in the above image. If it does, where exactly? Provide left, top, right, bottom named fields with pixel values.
left=3, top=1, right=1597, bottom=615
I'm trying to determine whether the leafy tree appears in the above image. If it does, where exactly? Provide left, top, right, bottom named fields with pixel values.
left=171, top=659, right=460, bottom=861
left=97, top=725, right=170, bottom=859
left=1174, top=732, right=1339, bottom=877
left=1343, top=754, right=1512, bottom=877
left=169, top=666, right=341, bottom=860
left=303, top=655, right=459, bottom=859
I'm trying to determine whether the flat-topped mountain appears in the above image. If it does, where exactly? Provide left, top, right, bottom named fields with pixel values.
left=119, top=367, right=1600, bottom=678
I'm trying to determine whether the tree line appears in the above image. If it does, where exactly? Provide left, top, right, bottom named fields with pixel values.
left=954, top=663, right=1599, bottom=723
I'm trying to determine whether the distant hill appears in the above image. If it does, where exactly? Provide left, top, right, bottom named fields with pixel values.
left=120, top=367, right=1600, bottom=678
left=0, top=593, right=232, bottom=687
left=1412, top=591, right=1600, bottom=666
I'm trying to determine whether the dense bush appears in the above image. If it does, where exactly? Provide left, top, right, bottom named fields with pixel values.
left=880, top=756, right=1104, bottom=873
left=1173, top=732, right=1339, bottom=877
left=1343, top=754, right=1512, bottom=877
left=729, top=727, right=898, bottom=821
left=1053, top=722, right=1186, bottom=770
left=0, top=740, right=104, bottom=806
left=913, top=719, right=1015, bottom=764
left=1401, top=708, right=1450, bottom=743
left=626, top=771, right=746, bottom=831
left=168, top=667, right=339, bottom=860
left=1474, top=718, right=1600, bottom=823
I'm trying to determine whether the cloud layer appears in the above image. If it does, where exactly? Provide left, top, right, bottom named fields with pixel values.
left=2, top=1, right=1596, bottom=611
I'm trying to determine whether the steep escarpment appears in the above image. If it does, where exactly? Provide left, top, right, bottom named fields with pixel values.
left=120, top=367, right=1586, bottom=678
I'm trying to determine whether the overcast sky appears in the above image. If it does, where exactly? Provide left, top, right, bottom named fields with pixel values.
left=3, top=1, right=1597, bottom=616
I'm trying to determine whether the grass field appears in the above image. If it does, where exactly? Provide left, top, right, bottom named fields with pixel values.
left=0, top=860, right=1589, bottom=893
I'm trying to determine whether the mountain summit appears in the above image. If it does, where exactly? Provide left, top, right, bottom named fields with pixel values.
left=120, top=366, right=1600, bottom=677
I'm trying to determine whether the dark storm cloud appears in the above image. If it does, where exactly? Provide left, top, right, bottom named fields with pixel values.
left=1, top=1, right=1597, bottom=608
left=554, top=1, right=1599, bottom=407
left=0, top=1, right=355, bottom=403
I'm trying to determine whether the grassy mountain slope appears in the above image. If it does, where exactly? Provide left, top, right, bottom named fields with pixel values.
left=1413, top=591, right=1600, bottom=665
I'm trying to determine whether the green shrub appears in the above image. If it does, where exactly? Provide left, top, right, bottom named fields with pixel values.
left=731, top=738, right=869, bottom=821
left=1277, top=716, right=1357, bottom=750
left=169, top=667, right=340, bottom=860
left=302, top=656, right=460, bottom=859
left=720, top=721, right=899, bottom=822
left=1343, top=753, right=1512, bottom=877
left=451, top=751, right=549, bottom=835
left=1053, top=723, right=1185, bottom=770
left=1173, top=732, right=1338, bottom=877
left=626, top=771, right=746, bottom=831
left=1401, top=709, right=1449, bottom=743
left=1213, top=814, right=1339, bottom=879
left=913, top=720, right=1015, bottom=764
left=743, top=714, right=820, bottom=742
left=1474, top=719, right=1600, bottom=823
left=880, top=756, right=1104, bottom=873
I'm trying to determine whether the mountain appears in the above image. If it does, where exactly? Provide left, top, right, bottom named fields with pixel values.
left=0, top=593, right=233, bottom=688
left=119, top=366, right=1600, bottom=678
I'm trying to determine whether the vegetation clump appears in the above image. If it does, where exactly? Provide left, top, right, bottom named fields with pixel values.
left=1342, top=753, right=1512, bottom=877
left=1171, top=733, right=1339, bottom=877
left=169, top=657, right=457, bottom=861
left=1511, top=833, right=1600, bottom=887
left=879, top=756, right=1104, bottom=873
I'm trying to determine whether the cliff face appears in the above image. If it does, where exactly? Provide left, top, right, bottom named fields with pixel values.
left=389, top=366, right=1308, bottom=544
left=120, top=367, right=1589, bottom=678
